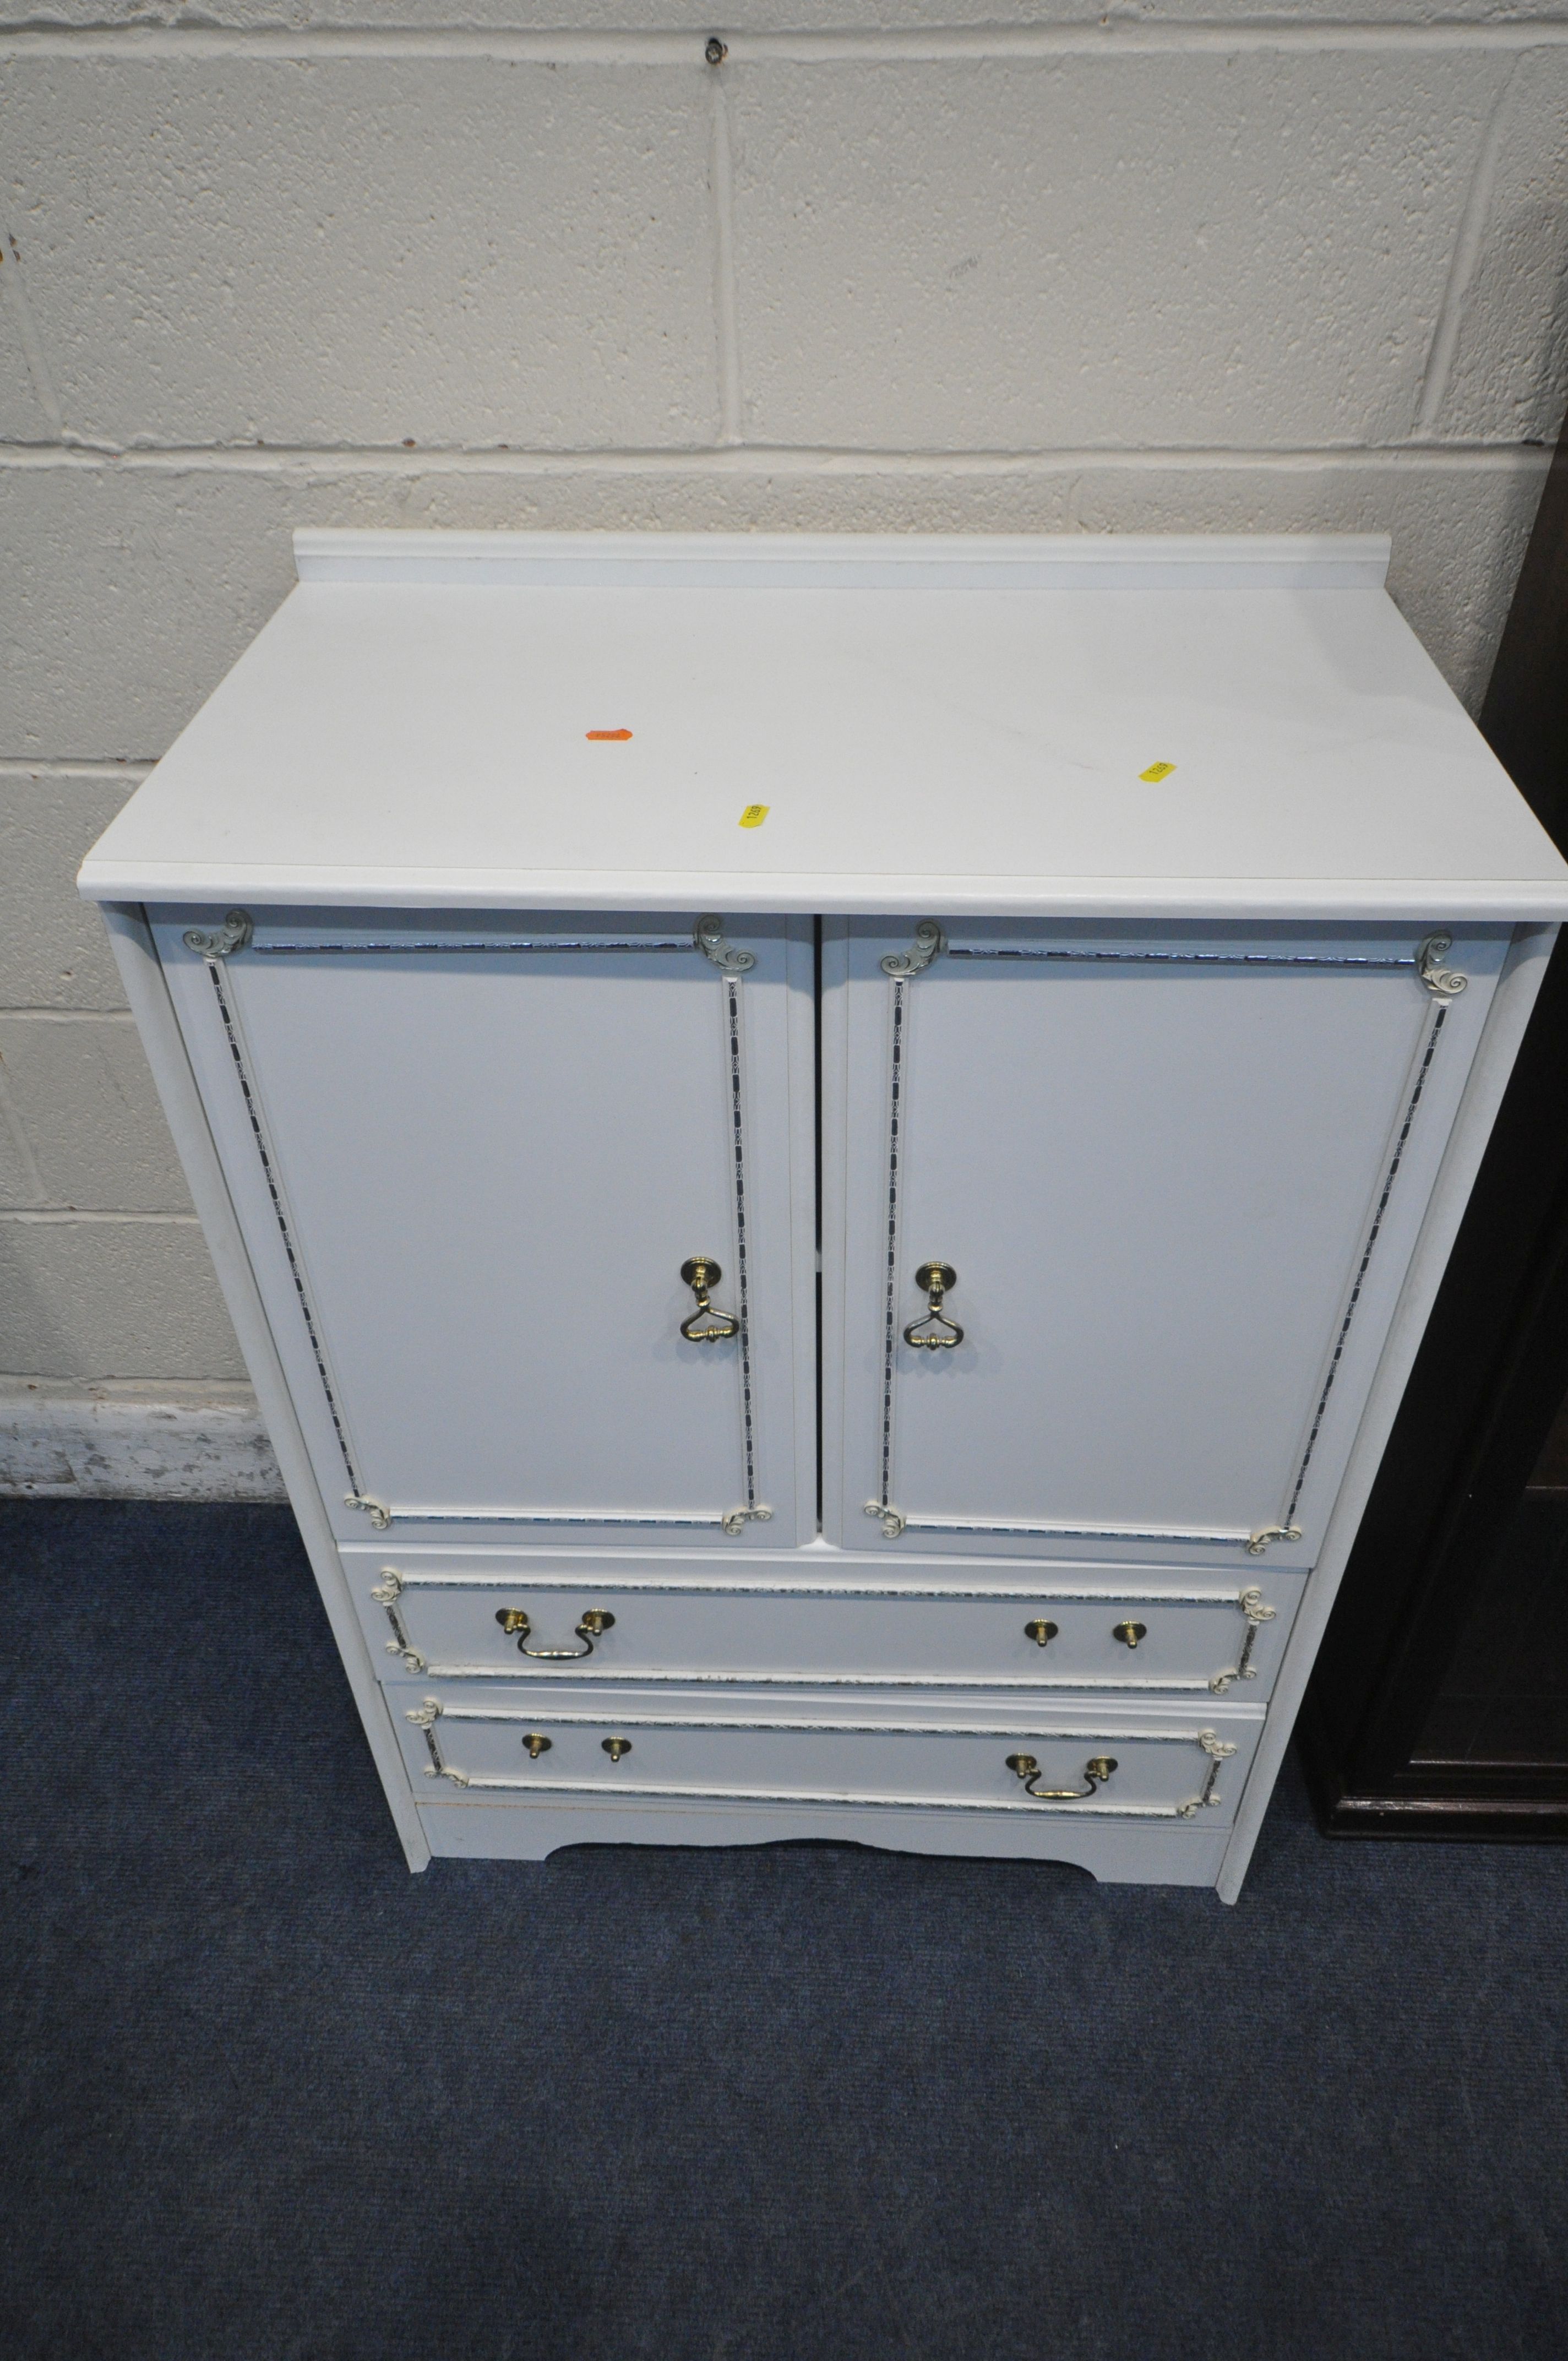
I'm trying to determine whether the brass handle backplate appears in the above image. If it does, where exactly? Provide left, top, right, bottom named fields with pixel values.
left=904, top=1260, right=963, bottom=1350
left=1023, top=1619, right=1059, bottom=1649
left=521, top=1731, right=553, bottom=1759
left=496, top=1607, right=616, bottom=1660
left=1006, top=1752, right=1118, bottom=1802
left=602, top=1736, right=633, bottom=1762
left=1113, top=1621, right=1148, bottom=1650
left=680, top=1254, right=740, bottom=1343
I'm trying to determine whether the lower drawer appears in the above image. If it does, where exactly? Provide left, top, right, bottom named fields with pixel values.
left=355, top=1558, right=1298, bottom=1698
left=394, top=1686, right=1265, bottom=1826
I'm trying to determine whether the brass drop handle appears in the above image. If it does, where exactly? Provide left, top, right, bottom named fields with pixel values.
left=1113, top=1622, right=1148, bottom=1650
left=1006, top=1752, right=1118, bottom=1802
left=496, top=1607, right=616, bottom=1660
left=602, top=1736, right=633, bottom=1762
left=1024, top=1619, right=1059, bottom=1649
left=521, top=1731, right=553, bottom=1759
left=904, top=1260, right=964, bottom=1350
left=680, top=1254, right=740, bottom=1343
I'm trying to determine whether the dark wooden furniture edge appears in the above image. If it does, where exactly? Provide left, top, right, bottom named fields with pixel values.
left=1299, top=407, right=1568, bottom=1839
left=1298, top=1689, right=1568, bottom=1839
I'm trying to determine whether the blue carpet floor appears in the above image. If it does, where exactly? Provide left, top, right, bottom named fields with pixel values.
left=2, top=1500, right=1566, bottom=2360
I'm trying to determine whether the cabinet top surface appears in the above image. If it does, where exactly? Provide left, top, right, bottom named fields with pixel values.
left=78, top=532, right=1568, bottom=920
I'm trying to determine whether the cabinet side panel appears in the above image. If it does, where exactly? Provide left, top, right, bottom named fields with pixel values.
left=98, top=903, right=431, bottom=1870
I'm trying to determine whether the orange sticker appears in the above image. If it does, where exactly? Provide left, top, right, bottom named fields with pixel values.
left=586, top=728, right=633, bottom=742
left=1139, top=760, right=1177, bottom=783
left=738, top=804, right=770, bottom=829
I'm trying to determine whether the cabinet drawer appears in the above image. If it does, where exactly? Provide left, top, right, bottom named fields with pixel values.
left=398, top=1687, right=1265, bottom=1825
left=356, top=1560, right=1298, bottom=1698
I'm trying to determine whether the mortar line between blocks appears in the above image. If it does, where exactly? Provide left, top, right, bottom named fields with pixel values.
left=0, top=760, right=155, bottom=778
left=0, top=443, right=1553, bottom=477
left=0, top=1210, right=204, bottom=1226
left=3, top=25, right=1568, bottom=61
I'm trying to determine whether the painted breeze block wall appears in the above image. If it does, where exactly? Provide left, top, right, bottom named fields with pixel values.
left=2, top=4, right=1567, bottom=1495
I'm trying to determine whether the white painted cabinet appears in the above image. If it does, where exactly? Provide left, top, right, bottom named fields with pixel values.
left=80, top=530, right=1568, bottom=1897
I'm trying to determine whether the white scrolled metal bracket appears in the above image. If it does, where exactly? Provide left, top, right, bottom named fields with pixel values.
left=695, top=916, right=755, bottom=973
left=406, top=1698, right=469, bottom=1786
left=1246, top=1524, right=1302, bottom=1558
left=1416, top=934, right=1468, bottom=998
left=1208, top=1586, right=1278, bottom=1694
left=183, top=910, right=254, bottom=959
left=1174, top=1729, right=1240, bottom=1817
left=880, top=920, right=946, bottom=978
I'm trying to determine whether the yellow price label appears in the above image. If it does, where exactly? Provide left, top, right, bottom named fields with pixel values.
left=1139, top=761, right=1177, bottom=784
left=738, top=804, right=770, bottom=829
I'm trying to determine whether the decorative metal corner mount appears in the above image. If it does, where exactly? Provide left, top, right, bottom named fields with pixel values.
left=880, top=920, right=945, bottom=979
left=369, top=1568, right=427, bottom=1674
left=864, top=1500, right=907, bottom=1539
left=1208, top=1585, right=1279, bottom=1693
left=406, top=1698, right=469, bottom=1786
left=183, top=910, right=254, bottom=959
left=346, top=1492, right=393, bottom=1531
left=1175, top=1728, right=1239, bottom=1818
left=721, top=1503, right=774, bottom=1536
left=1416, top=934, right=1468, bottom=998
left=695, top=915, right=756, bottom=973
left=1246, top=1523, right=1302, bottom=1557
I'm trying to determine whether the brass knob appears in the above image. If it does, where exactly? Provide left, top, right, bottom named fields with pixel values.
left=602, top=1736, right=633, bottom=1762
left=680, top=1255, right=740, bottom=1343
left=903, top=1260, right=963, bottom=1350
left=1113, top=1621, right=1148, bottom=1649
left=521, top=1732, right=552, bottom=1759
left=1023, top=1619, right=1059, bottom=1649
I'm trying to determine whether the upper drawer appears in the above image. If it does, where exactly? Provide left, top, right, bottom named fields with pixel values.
left=353, top=1556, right=1300, bottom=1699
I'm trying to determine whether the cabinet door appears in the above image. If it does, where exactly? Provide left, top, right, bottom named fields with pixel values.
left=822, top=919, right=1507, bottom=1569
left=157, top=909, right=814, bottom=1547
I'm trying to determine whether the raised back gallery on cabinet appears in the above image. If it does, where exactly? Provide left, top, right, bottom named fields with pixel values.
left=78, top=530, right=1568, bottom=1899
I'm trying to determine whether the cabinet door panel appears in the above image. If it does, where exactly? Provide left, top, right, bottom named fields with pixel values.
left=823, top=920, right=1505, bottom=1568
left=157, top=909, right=814, bottom=1546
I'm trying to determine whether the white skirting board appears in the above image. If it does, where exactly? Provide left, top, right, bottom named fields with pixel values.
left=0, top=1382, right=287, bottom=1500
